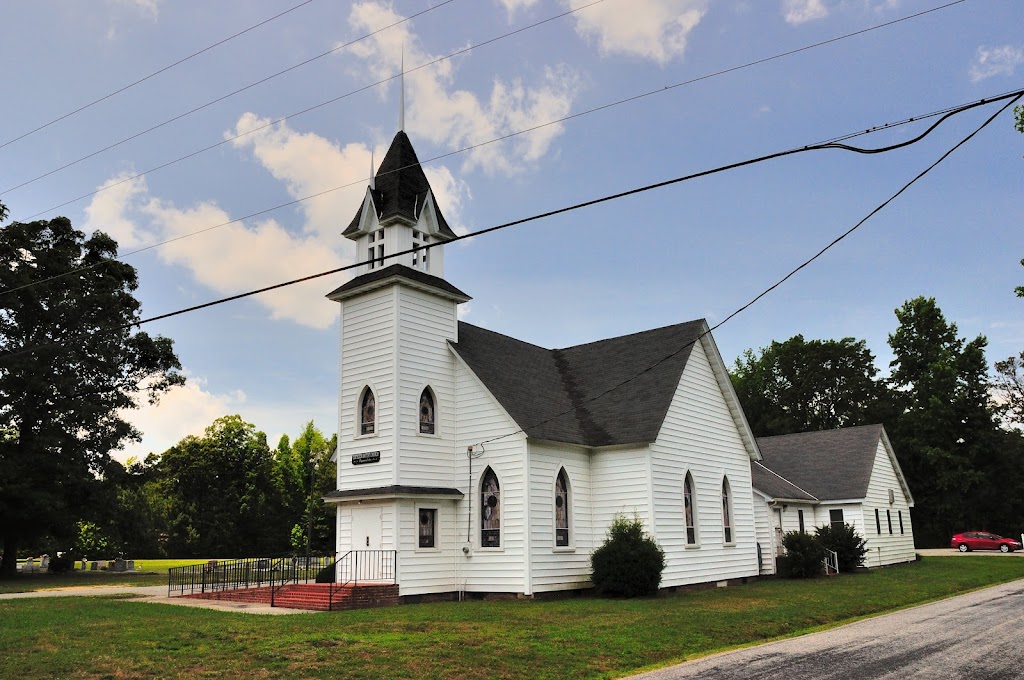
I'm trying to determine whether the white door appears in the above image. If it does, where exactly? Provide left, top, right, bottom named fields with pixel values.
left=351, top=506, right=382, bottom=550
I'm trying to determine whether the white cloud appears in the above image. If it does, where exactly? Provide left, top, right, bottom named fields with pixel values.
left=110, top=0, right=160, bottom=19
left=457, top=302, right=472, bottom=321
left=497, top=0, right=541, bottom=14
left=347, top=1, right=580, bottom=174
left=782, top=0, right=828, bottom=25
left=115, top=375, right=245, bottom=462
left=83, top=173, right=156, bottom=250
left=969, top=45, right=1024, bottom=83
left=567, top=0, right=708, bottom=64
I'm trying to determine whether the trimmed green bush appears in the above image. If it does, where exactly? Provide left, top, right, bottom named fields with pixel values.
left=315, top=564, right=335, bottom=583
left=782, top=531, right=825, bottom=578
left=816, top=522, right=868, bottom=572
left=591, top=514, right=665, bottom=597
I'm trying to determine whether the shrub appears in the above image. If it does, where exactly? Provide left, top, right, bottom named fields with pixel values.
left=782, top=531, right=825, bottom=578
left=48, top=552, right=78, bottom=573
left=315, top=564, right=335, bottom=583
left=591, top=514, right=665, bottom=597
left=815, top=522, right=868, bottom=572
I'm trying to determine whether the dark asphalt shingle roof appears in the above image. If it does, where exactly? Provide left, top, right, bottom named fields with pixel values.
left=750, top=461, right=817, bottom=502
left=343, top=131, right=457, bottom=240
left=450, top=319, right=706, bottom=447
left=326, top=264, right=471, bottom=302
left=755, top=424, right=885, bottom=501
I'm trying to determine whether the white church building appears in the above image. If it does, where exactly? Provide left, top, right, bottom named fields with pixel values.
left=322, top=129, right=772, bottom=598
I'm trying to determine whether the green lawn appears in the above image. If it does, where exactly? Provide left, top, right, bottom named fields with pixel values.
left=1, top=556, right=1022, bottom=679
left=0, top=558, right=213, bottom=594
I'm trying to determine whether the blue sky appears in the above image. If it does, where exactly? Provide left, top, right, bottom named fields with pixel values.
left=3, top=0, right=1022, bottom=461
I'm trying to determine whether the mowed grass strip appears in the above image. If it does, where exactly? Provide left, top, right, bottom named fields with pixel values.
left=0, top=558, right=215, bottom=593
left=1, top=557, right=1022, bottom=679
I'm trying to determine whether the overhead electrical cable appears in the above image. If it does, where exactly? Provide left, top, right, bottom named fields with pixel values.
left=1, top=89, right=1016, bottom=370
left=13, top=0, right=968, bottom=221
left=0, top=0, right=316, bottom=152
left=0, top=0, right=459, bottom=196
left=3, top=87, right=1018, bottom=299
left=470, top=90, right=1024, bottom=448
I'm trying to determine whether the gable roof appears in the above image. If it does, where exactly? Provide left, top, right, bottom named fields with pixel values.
left=342, top=131, right=457, bottom=240
left=755, top=424, right=885, bottom=501
left=750, top=461, right=817, bottom=502
left=449, top=320, right=705, bottom=447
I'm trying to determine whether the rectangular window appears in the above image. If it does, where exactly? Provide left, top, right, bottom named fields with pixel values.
left=829, top=509, right=844, bottom=530
left=887, top=509, right=893, bottom=535
left=899, top=510, right=904, bottom=535
left=798, top=509, right=805, bottom=534
left=875, top=509, right=881, bottom=535
left=419, top=509, right=436, bottom=548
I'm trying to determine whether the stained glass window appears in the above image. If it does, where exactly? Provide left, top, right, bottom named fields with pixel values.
left=555, top=469, right=569, bottom=546
left=481, top=468, right=500, bottom=548
left=419, top=388, right=435, bottom=434
left=419, top=509, right=436, bottom=548
left=360, top=388, right=375, bottom=435
left=722, top=479, right=733, bottom=544
left=683, top=473, right=696, bottom=545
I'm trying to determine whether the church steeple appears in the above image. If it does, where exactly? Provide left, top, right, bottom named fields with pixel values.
left=342, top=131, right=457, bottom=277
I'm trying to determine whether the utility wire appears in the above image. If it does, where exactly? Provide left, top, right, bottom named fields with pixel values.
left=3, top=87, right=1018, bottom=299
left=0, top=0, right=316, bottom=152
left=13, top=0, right=966, bottom=222
left=473, top=91, right=1024, bottom=447
left=1, top=89, right=1016, bottom=367
left=0, top=0, right=458, bottom=196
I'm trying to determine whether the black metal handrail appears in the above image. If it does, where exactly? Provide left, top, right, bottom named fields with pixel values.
left=328, top=550, right=397, bottom=611
left=167, top=554, right=333, bottom=597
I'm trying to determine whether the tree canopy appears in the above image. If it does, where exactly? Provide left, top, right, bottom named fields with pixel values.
left=0, top=210, right=182, bottom=576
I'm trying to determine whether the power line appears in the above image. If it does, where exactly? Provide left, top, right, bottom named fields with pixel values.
left=0, top=0, right=458, bottom=196
left=5, top=0, right=966, bottom=206
left=472, top=90, right=1024, bottom=448
left=3, top=87, right=1017, bottom=299
left=0, top=0, right=316, bottom=152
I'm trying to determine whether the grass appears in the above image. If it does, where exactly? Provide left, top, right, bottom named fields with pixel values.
left=1, top=556, right=1022, bottom=679
left=0, top=558, right=213, bottom=594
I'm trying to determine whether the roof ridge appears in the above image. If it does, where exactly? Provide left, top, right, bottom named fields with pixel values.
left=554, top=318, right=706, bottom=352
left=756, top=423, right=883, bottom=442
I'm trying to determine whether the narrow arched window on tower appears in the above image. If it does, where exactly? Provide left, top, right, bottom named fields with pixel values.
left=683, top=472, right=697, bottom=545
left=419, top=387, right=435, bottom=434
left=555, top=469, right=570, bottom=546
left=359, top=387, right=376, bottom=435
left=481, top=468, right=501, bottom=548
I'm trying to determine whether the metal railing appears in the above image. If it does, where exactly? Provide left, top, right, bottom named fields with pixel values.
left=167, top=555, right=334, bottom=597
left=328, top=550, right=397, bottom=611
left=824, top=548, right=839, bottom=575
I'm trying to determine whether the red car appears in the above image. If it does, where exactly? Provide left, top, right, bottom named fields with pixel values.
left=951, top=532, right=1022, bottom=553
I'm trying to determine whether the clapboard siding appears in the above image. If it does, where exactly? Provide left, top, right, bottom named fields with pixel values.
left=338, top=287, right=396, bottom=491
left=650, top=339, right=759, bottom=587
left=395, top=499, right=460, bottom=596
left=591, top=446, right=651, bottom=533
left=860, top=440, right=916, bottom=566
left=396, top=287, right=458, bottom=489
left=454, top=358, right=528, bottom=593
left=752, top=492, right=775, bottom=574
left=335, top=502, right=396, bottom=553
left=528, top=442, right=594, bottom=592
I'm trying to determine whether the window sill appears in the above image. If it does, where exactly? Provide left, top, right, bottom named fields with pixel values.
left=476, top=547, right=504, bottom=553
left=415, top=431, right=440, bottom=439
left=353, top=432, right=378, bottom=440
left=684, top=543, right=701, bottom=550
left=416, top=546, right=442, bottom=553
left=551, top=546, right=575, bottom=553
left=723, top=542, right=736, bottom=548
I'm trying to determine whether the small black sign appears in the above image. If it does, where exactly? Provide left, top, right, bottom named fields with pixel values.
left=351, top=451, right=381, bottom=465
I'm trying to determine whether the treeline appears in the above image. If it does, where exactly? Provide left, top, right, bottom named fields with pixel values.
left=72, top=416, right=337, bottom=559
left=731, top=296, right=1024, bottom=547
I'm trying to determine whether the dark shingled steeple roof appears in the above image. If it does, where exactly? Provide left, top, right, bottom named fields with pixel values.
left=450, top=320, right=706, bottom=447
left=755, top=425, right=886, bottom=501
left=343, top=131, right=457, bottom=240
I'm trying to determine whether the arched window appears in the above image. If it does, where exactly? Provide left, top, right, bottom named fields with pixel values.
left=419, top=387, right=435, bottom=435
left=683, top=472, right=697, bottom=545
left=359, top=387, right=376, bottom=435
left=722, top=478, right=733, bottom=544
left=555, top=468, right=570, bottom=547
left=481, top=468, right=501, bottom=548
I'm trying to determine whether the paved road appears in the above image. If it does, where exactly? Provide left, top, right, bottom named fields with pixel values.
left=629, top=578, right=1024, bottom=679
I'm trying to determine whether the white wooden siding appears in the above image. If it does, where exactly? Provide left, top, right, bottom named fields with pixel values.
left=395, top=499, right=460, bottom=596
left=396, top=287, right=458, bottom=489
left=860, top=440, right=916, bottom=566
left=591, top=445, right=651, bottom=532
left=337, top=287, right=397, bottom=491
left=751, top=492, right=775, bottom=574
left=453, top=358, right=528, bottom=593
left=649, top=340, right=760, bottom=587
left=335, top=502, right=396, bottom=554
left=528, top=442, right=594, bottom=592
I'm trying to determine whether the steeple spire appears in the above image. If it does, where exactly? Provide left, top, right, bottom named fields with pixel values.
left=398, top=46, right=405, bottom=132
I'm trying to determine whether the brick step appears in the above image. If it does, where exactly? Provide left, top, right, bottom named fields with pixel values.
left=179, top=583, right=399, bottom=611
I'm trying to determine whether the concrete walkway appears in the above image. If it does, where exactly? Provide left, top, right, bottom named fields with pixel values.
left=0, top=585, right=316, bottom=614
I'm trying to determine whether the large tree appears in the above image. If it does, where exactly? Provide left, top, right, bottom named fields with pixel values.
left=886, top=297, right=1002, bottom=545
left=0, top=208, right=182, bottom=576
left=731, top=335, right=891, bottom=437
